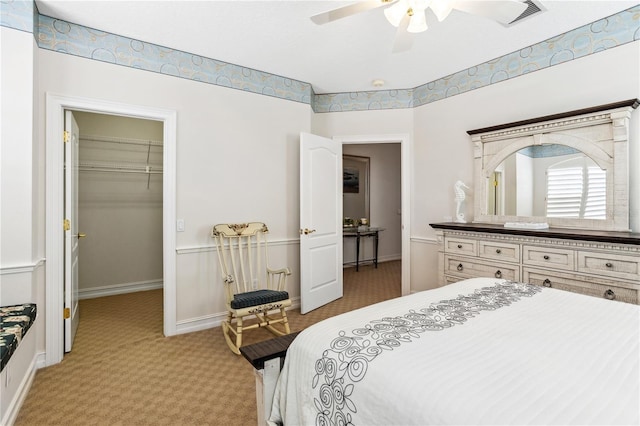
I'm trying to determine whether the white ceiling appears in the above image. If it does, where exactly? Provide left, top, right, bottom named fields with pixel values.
left=35, top=0, right=639, bottom=94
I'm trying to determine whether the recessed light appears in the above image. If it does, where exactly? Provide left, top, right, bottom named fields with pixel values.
left=372, top=79, right=385, bottom=88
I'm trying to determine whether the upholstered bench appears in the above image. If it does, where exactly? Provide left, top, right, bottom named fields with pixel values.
left=0, top=303, right=37, bottom=372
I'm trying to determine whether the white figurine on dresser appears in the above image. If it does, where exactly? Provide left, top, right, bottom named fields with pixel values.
left=453, top=180, right=470, bottom=223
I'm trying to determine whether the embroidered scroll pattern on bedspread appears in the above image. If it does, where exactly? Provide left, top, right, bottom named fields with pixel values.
left=311, top=281, right=542, bottom=425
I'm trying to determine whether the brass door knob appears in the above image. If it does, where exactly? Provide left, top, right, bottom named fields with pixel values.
left=77, top=233, right=87, bottom=239
left=302, top=228, right=316, bottom=235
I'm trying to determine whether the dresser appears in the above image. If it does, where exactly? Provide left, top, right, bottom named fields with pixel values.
left=430, top=223, right=640, bottom=304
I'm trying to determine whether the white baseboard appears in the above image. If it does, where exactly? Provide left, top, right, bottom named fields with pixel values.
left=343, top=255, right=401, bottom=268
left=78, top=279, right=163, bottom=300
left=175, top=297, right=301, bottom=335
left=378, top=254, right=401, bottom=263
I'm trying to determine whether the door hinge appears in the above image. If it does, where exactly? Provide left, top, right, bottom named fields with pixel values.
left=63, top=307, right=70, bottom=319
left=63, top=131, right=70, bottom=143
left=64, top=219, right=70, bottom=231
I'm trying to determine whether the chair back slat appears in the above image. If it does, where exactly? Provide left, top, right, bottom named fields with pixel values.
left=212, top=222, right=271, bottom=297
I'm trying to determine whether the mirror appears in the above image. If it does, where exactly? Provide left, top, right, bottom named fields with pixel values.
left=469, top=100, right=637, bottom=231
left=488, top=144, right=606, bottom=220
left=343, top=155, right=370, bottom=226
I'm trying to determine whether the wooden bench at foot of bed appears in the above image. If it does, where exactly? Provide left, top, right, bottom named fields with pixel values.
left=240, top=332, right=300, bottom=426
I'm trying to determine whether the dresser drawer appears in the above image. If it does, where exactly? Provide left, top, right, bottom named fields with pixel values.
left=577, top=251, right=640, bottom=281
left=445, top=255, right=519, bottom=281
left=523, top=268, right=638, bottom=304
left=444, top=275, right=464, bottom=286
left=522, top=245, right=574, bottom=271
left=444, top=237, right=477, bottom=256
left=478, top=241, right=520, bottom=263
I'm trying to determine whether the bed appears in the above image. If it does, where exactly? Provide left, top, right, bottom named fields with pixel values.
left=267, top=278, right=639, bottom=425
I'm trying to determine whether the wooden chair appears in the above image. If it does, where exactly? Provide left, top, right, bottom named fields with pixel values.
left=211, top=222, right=292, bottom=355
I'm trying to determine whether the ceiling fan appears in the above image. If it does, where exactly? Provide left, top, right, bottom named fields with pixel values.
left=311, top=0, right=530, bottom=53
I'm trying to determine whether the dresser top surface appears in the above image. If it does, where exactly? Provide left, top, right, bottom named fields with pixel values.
left=429, top=222, right=640, bottom=246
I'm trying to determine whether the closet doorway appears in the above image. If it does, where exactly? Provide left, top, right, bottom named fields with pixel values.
left=71, top=111, right=164, bottom=347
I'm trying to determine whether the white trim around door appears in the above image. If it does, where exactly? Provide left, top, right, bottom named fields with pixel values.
left=333, top=134, right=411, bottom=296
left=45, top=93, right=177, bottom=366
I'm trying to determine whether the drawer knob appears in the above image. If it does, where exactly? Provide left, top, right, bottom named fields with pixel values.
left=605, top=262, right=613, bottom=268
left=604, top=289, right=616, bottom=300
left=495, top=249, right=502, bottom=254
left=495, top=270, right=502, bottom=279
left=543, top=279, right=552, bottom=288
left=457, top=244, right=463, bottom=249
left=457, top=263, right=464, bottom=271
left=543, top=255, right=550, bottom=260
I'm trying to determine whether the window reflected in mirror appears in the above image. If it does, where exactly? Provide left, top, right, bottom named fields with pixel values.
left=488, top=144, right=606, bottom=220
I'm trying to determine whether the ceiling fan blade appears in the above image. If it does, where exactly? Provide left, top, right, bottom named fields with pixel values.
left=392, top=14, right=414, bottom=53
left=454, top=0, right=528, bottom=25
left=311, top=0, right=396, bottom=25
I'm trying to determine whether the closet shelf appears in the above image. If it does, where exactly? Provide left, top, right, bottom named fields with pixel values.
left=79, top=160, right=163, bottom=174
left=80, top=134, right=163, bottom=147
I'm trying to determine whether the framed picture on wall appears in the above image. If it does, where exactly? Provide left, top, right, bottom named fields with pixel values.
left=343, top=155, right=369, bottom=194
left=343, top=166, right=360, bottom=193
left=343, top=155, right=370, bottom=219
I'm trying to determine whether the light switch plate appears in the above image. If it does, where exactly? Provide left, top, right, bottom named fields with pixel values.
left=177, top=219, right=185, bottom=232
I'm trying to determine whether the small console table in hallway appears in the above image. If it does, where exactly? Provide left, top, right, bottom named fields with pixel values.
left=343, top=227, right=384, bottom=271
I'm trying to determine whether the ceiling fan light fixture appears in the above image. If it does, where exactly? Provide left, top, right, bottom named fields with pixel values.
left=430, top=0, right=454, bottom=22
left=407, top=10, right=428, bottom=33
left=384, top=0, right=409, bottom=27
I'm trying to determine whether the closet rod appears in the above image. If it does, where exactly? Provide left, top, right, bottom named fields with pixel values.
left=80, top=134, right=163, bottom=147
left=79, top=161, right=163, bottom=173
left=79, top=167, right=163, bottom=175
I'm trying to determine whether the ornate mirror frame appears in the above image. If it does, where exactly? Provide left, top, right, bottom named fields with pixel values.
left=468, top=100, right=639, bottom=232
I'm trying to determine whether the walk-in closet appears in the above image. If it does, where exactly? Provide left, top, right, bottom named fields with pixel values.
left=73, top=111, right=164, bottom=311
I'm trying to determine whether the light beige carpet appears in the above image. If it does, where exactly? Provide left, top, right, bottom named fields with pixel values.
left=15, top=261, right=400, bottom=426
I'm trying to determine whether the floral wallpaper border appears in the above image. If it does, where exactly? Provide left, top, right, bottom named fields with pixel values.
left=2, top=1, right=639, bottom=113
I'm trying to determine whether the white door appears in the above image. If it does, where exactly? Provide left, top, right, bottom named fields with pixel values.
left=299, top=132, right=343, bottom=314
left=64, top=111, right=81, bottom=352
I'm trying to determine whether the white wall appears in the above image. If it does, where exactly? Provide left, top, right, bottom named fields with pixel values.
left=38, top=49, right=311, bottom=326
left=0, top=26, right=45, bottom=425
left=73, top=111, right=164, bottom=296
left=343, top=143, right=402, bottom=264
left=0, top=26, right=44, bottom=321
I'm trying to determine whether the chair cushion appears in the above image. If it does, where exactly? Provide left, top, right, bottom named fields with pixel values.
left=231, top=290, right=289, bottom=309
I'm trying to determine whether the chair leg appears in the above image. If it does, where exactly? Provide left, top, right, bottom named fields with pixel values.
left=281, top=308, right=291, bottom=334
left=235, top=316, right=243, bottom=351
left=264, top=308, right=291, bottom=337
left=222, top=313, right=241, bottom=355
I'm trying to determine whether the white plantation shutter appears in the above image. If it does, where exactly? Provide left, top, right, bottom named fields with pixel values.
left=546, top=161, right=606, bottom=219
left=584, top=166, right=606, bottom=219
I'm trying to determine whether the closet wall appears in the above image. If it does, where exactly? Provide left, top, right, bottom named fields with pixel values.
left=73, top=111, right=164, bottom=298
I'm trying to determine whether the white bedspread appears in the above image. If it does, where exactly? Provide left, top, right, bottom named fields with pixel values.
left=270, top=278, right=640, bottom=425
